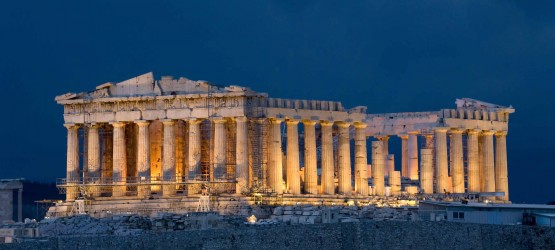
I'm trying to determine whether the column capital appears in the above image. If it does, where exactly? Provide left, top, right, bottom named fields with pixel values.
left=408, top=131, right=420, bottom=135
left=212, top=118, right=227, bottom=124
left=286, top=119, right=299, bottom=125
left=320, top=120, right=334, bottom=127
left=450, top=128, right=464, bottom=134
left=481, top=130, right=496, bottom=136
left=187, top=118, right=204, bottom=125
left=398, top=134, right=409, bottom=140
left=110, top=122, right=126, bottom=128
left=235, top=116, right=248, bottom=123
left=269, top=118, right=283, bottom=124
left=353, top=122, right=367, bottom=129
left=374, top=134, right=389, bottom=140
left=467, top=129, right=480, bottom=135
left=161, top=119, right=176, bottom=125
left=495, top=131, right=508, bottom=137
left=434, top=127, right=449, bottom=133
left=135, top=120, right=150, bottom=127
left=302, top=120, right=317, bottom=126
left=335, top=121, right=351, bottom=128
left=63, top=123, right=80, bottom=130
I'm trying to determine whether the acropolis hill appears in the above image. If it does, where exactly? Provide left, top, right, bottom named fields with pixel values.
left=50, top=72, right=514, bottom=216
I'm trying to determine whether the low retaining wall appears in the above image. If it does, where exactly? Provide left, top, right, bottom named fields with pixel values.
left=3, top=221, right=555, bottom=249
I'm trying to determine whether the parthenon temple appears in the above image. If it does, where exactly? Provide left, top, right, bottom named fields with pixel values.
left=55, top=72, right=514, bottom=207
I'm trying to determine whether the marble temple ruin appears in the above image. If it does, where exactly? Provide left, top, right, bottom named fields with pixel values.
left=53, top=72, right=514, bottom=214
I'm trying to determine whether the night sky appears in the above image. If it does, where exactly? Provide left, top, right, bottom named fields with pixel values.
left=1, top=1, right=554, bottom=204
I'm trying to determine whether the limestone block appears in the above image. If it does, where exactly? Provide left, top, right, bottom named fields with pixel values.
left=289, top=217, right=299, bottom=224
left=298, top=216, right=308, bottom=224
left=273, top=207, right=283, bottom=216
left=283, top=211, right=293, bottom=215
left=302, top=212, right=311, bottom=216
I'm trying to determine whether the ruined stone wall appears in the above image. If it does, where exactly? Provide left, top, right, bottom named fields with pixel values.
left=5, top=221, right=555, bottom=250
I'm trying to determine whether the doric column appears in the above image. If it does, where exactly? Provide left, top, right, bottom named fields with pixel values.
left=235, top=117, right=249, bottom=194
left=320, top=121, right=335, bottom=194
left=86, top=124, right=100, bottom=197
left=111, top=122, right=127, bottom=197
left=425, top=134, right=434, bottom=149
left=371, top=140, right=385, bottom=196
left=386, top=154, right=395, bottom=175
left=187, top=119, right=202, bottom=180
left=495, top=131, right=509, bottom=201
left=450, top=129, right=464, bottom=193
left=303, top=120, right=318, bottom=194
left=376, top=135, right=389, bottom=175
left=399, top=134, right=409, bottom=178
left=434, top=127, right=449, bottom=193
left=64, top=124, right=80, bottom=201
left=87, top=124, right=100, bottom=179
left=136, top=120, right=151, bottom=197
left=213, top=119, right=227, bottom=180
left=482, top=130, right=496, bottom=194
left=286, top=120, right=301, bottom=195
left=268, top=118, right=284, bottom=194
left=162, top=120, right=176, bottom=197
left=420, top=148, right=434, bottom=194
left=389, top=171, right=401, bottom=195
left=408, top=132, right=419, bottom=180
left=479, top=134, right=484, bottom=192
left=466, top=129, right=480, bottom=193
left=354, top=122, right=369, bottom=196
left=337, top=122, right=352, bottom=195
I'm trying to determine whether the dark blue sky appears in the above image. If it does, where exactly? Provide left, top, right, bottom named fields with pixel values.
left=1, top=1, right=554, bottom=203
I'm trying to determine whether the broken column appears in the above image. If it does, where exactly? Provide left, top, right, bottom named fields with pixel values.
left=408, top=132, right=419, bottom=181
left=420, top=148, right=433, bottom=194
left=371, top=140, right=385, bottom=196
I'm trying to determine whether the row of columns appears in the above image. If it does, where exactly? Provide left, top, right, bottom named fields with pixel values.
left=419, top=128, right=509, bottom=201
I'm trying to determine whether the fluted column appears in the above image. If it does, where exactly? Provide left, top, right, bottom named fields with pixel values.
left=188, top=119, right=202, bottom=180
left=268, top=119, right=283, bottom=194
left=408, top=132, right=419, bottom=180
left=434, top=127, right=449, bottom=193
left=286, top=120, right=301, bottom=194
left=479, top=134, right=484, bottom=192
left=420, top=148, right=433, bottom=194
left=235, top=117, right=249, bottom=194
left=399, top=135, right=409, bottom=178
left=65, top=124, right=80, bottom=201
left=337, top=122, right=352, bottom=195
left=321, top=121, right=335, bottom=194
left=354, top=122, right=369, bottom=196
left=303, top=120, right=318, bottom=194
left=86, top=124, right=100, bottom=197
left=87, top=124, right=100, bottom=179
left=450, top=129, right=464, bottom=193
left=371, top=141, right=385, bottom=196
left=213, top=119, right=227, bottom=180
left=136, top=120, right=151, bottom=197
left=162, top=120, right=176, bottom=197
left=112, top=122, right=127, bottom=197
left=495, top=131, right=509, bottom=201
left=376, top=135, right=389, bottom=175
left=467, top=129, right=480, bottom=193
left=482, top=130, right=496, bottom=194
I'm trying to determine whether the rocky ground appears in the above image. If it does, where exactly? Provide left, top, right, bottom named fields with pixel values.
left=0, top=205, right=417, bottom=238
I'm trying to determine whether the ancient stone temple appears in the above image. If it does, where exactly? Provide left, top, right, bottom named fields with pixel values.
left=54, top=72, right=514, bottom=209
